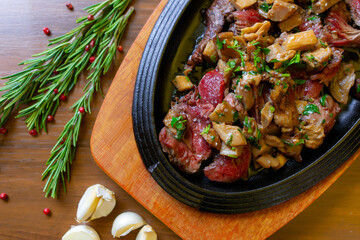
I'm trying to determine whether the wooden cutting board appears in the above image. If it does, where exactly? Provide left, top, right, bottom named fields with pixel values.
left=90, top=0, right=360, bottom=239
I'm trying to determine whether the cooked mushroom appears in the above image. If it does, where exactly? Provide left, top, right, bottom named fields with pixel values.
left=213, top=122, right=247, bottom=147
left=268, top=0, right=298, bottom=22
left=172, top=76, right=194, bottom=91
left=282, top=30, right=318, bottom=51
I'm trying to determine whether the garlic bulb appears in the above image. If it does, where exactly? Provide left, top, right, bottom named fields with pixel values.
left=111, top=212, right=146, bottom=238
left=62, top=225, right=100, bottom=240
left=76, top=184, right=116, bottom=223
left=136, top=225, right=157, bottom=240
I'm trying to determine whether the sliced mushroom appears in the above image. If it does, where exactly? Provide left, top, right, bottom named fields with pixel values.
left=212, top=122, right=247, bottom=147
left=203, top=39, right=219, bottom=63
left=312, top=0, right=341, bottom=14
left=235, top=81, right=254, bottom=110
left=255, top=154, right=279, bottom=168
left=302, top=47, right=332, bottom=70
left=241, top=21, right=271, bottom=42
left=252, top=139, right=272, bottom=158
left=220, top=142, right=244, bottom=158
left=172, top=76, right=194, bottom=91
left=232, top=0, right=257, bottom=10
left=278, top=11, right=303, bottom=31
left=329, top=63, right=356, bottom=104
left=261, top=102, right=274, bottom=128
left=209, top=100, right=237, bottom=124
left=201, top=128, right=222, bottom=151
left=268, top=0, right=298, bottom=22
left=282, top=30, right=318, bottom=51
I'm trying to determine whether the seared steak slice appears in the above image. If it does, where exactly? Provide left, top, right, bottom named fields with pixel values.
left=204, top=145, right=251, bottom=183
left=198, top=69, right=226, bottom=107
left=185, top=0, right=234, bottom=72
left=346, top=0, right=360, bottom=26
left=323, top=2, right=360, bottom=47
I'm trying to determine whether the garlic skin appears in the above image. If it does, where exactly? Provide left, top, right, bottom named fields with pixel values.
left=62, top=225, right=100, bottom=240
left=111, top=212, right=146, bottom=238
left=76, top=184, right=116, bottom=223
left=136, top=225, right=157, bottom=240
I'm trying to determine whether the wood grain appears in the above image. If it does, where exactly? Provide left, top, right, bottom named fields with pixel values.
left=0, top=0, right=360, bottom=239
left=91, top=0, right=360, bottom=239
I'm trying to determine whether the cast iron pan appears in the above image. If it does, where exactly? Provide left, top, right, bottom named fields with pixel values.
left=132, top=0, right=360, bottom=213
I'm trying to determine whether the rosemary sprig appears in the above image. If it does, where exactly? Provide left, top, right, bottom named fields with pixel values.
left=42, top=5, right=134, bottom=198
left=0, top=0, right=131, bottom=133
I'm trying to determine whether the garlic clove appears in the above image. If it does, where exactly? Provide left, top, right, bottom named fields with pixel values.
left=76, top=185, right=100, bottom=223
left=111, top=212, right=146, bottom=238
left=136, top=225, right=157, bottom=240
left=62, top=225, right=100, bottom=240
left=76, top=184, right=116, bottom=223
left=90, top=185, right=116, bottom=220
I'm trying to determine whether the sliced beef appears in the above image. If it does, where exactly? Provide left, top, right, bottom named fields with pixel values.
left=203, top=145, right=251, bottom=182
left=198, top=69, right=226, bottom=107
left=185, top=0, right=235, bottom=72
left=159, top=127, right=211, bottom=173
left=295, top=80, right=324, bottom=100
left=323, top=2, right=360, bottom=47
left=159, top=90, right=214, bottom=174
left=301, top=96, right=341, bottom=134
left=230, top=9, right=263, bottom=35
left=346, top=0, right=360, bottom=26
left=299, top=14, right=323, bottom=39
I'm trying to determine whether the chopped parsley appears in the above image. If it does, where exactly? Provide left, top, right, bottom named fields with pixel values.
left=330, top=113, right=334, bottom=117
left=226, top=134, right=233, bottom=146
left=281, top=73, right=290, bottom=77
left=233, top=111, right=239, bottom=122
left=270, top=106, right=275, bottom=113
left=226, top=39, right=245, bottom=67
left=357, top=84, right=360, bottom=93
left=303, top=104, right=320, bottom=115
left=306, top=54, right=316, bottom=62
left=210, top=55, right=217, bottom=63
left=235, top=95, right=243, bottom=101
left=270, top=59, right=281, bottom=63
left=307, top=16, right=318, bottom=21
left=259, top=84, right=264, bottom=96
left=320, top=94, right=327, bottom=107
left=262, top=48, right=270, bottom=55
left=276, top=52, right=301, bottom=72
left=216, top=112, right=225, bottom=117
left=319, top=40, right=327, bottom=48
left=243, top=116, right=253, bottom=133
left=216, top=36, right=226, bottom=50
left=171, top=116, right=187, bottom=140
left=282, top=138, right=305, bottom=146
left=211, top=136, right=215, bottom=141
left=244, top=84, right=251, bottom=91
left=227, top=59, right=236, bottom=69
left=294, top=79, right=306, bottom=85
left=250, top=40, right=260, bottom=46
left=260, top=2, right=272, bottom=12
left=321, top=119, right=326, bottom=124
left=200, top=124, right=211, bottom=135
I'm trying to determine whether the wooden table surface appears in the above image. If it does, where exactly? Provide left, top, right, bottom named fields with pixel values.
left=0, top=0, right=360, bottom=239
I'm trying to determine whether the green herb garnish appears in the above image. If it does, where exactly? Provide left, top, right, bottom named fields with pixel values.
left=320, top=94, right=327, bottom=107
left=200, top=124, right=211, bottom=135
left=303, top=104, right=320, bottom=115
left=260, top=2, right=272, bottom=12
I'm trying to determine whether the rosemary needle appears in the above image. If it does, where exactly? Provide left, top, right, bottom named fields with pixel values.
left=1, top=0, right=134, bottom=198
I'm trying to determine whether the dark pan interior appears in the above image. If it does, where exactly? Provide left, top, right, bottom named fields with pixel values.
left=133, top=0, right=360, bottom=213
